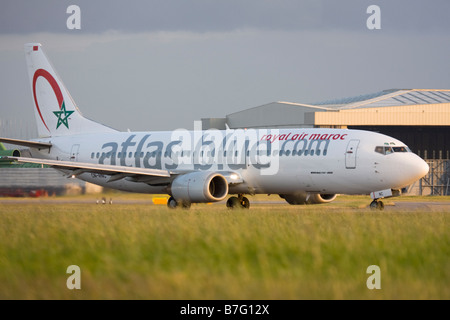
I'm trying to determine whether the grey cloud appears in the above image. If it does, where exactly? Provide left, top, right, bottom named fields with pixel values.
left=2, top=0, right=450, bottom=35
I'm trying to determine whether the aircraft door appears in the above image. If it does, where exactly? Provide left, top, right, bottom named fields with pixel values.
left=345, top=139, right=359, bottom=169
left=70, top=144, right=80, bottom=161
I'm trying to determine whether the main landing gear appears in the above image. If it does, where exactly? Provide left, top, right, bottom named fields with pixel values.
left=226, top=194, right=250, bottom=209
left=167, top=196, right=191, bottom=209
left=167, top=194, right=252, bottom=209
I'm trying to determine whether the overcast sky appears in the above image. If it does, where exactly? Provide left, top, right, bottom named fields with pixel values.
left=1, top=0, right=450, bottom=137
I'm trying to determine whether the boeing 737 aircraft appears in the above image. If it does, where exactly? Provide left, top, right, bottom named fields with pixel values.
left=0, top=43, right=429, bottom=210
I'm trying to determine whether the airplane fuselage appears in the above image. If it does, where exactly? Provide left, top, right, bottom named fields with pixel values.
left=30, top=128, right=428, bottom=196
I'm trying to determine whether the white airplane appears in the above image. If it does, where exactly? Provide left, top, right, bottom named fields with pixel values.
left=0, top=43, right=429, bottom=210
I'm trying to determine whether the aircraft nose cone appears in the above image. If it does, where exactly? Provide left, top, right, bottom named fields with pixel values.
left=419, top=158, right=429, bottom=177
left=409, top=156, right=429, bottom=181
left=393, top=155, right=429, bottom=188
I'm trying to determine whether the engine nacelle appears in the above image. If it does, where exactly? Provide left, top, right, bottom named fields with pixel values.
left=171, top=171, right=229, bottom=203
left=280, top=192, right=337, bottom=205
left=0, top=149, right=21, bottom=157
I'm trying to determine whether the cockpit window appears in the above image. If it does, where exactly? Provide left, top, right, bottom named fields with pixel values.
left=375, top=146, right=384, bottom=154
left=393, top=146, right=408, bottom=152
left=375, top=146, right=409, bottom=155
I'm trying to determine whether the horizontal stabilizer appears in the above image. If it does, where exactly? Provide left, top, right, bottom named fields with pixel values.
left=0, top=137, right=52, bottom=149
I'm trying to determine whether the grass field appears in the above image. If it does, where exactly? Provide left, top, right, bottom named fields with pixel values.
left=0, top=194, right=448, bottom=299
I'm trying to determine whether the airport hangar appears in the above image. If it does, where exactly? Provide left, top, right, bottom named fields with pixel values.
left=202, top=89, right=450, bottom=195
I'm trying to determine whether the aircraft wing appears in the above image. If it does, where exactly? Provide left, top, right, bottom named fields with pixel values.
left=1, top=156, right=244, bottom=186
left=0, top=137, right=52, bottom=150
left=2, top=156, right=171, bottom=184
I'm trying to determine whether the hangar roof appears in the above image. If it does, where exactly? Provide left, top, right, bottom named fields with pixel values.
left=308, top=89, right=450, bottom=127
left=209, top=88, right=450, bottom=129
left=314, top=89, right=450, bottom=110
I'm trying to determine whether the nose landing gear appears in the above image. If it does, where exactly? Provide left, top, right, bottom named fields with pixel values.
left=369, top=188, right=401, bottom=211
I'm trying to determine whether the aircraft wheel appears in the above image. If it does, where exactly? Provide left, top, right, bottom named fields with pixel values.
left=241, top=197, right=250, bottom=209
left=167, top=196, right=178, bottom=209
left=226, top=196, right=240, bottom=209
left=181, top=201, right=191, bottom=209
left=227, top=196, right=250, bottom=209
left=168, top=197, right=191, bottom=209
left=370, top=200, right=384, bottom=211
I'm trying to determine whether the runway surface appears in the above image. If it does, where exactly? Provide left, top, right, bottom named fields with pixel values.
left=0, top=196, right=448, bottom=211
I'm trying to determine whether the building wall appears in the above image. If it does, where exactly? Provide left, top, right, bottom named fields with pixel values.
left=201, top=118, right=227, bottom=130
left=226, top=102, right=329, bottom=129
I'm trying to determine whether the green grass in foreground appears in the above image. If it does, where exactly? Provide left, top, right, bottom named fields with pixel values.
left=0, top=197, right=448, bottom=299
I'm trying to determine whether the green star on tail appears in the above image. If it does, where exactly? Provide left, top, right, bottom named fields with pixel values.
left=53, top=101, right=74, bottom=129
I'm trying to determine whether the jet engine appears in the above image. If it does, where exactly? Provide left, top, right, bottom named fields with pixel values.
left=0, top=149, right=21, bottom=163
left=0, top=149, right=20, bottom=157
left=171, top=171, right=228, bottom=203
left=279, top=192, right=337, bottom=205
